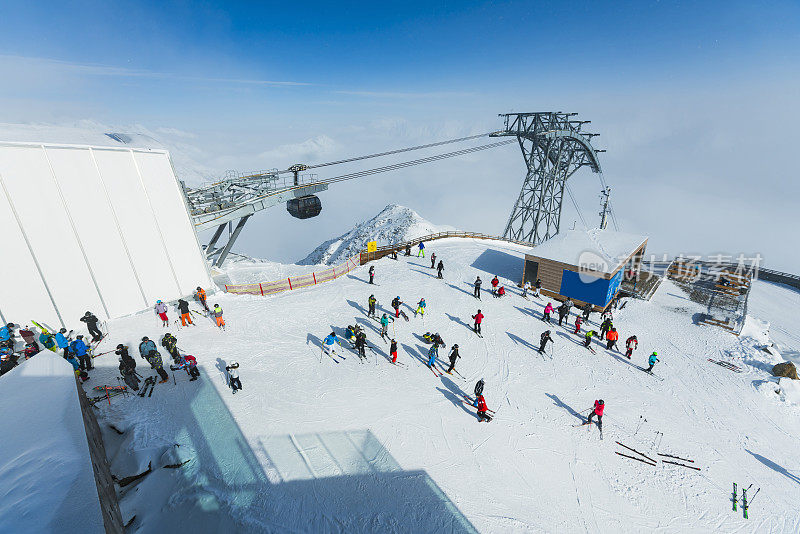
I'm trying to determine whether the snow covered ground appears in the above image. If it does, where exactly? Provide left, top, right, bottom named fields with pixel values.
left=84, top=238, right=800, bottom=533
left=748, top=279, right=800, bottom=366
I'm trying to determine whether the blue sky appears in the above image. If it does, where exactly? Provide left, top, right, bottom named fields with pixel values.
left=0, top=1, right=798, bottom=269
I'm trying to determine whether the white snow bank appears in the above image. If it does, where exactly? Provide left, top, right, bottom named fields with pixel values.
left=530, top=228, right=647, bottom=274
left=0, top=352, right=105, bottom=534
left=299, top=204, right=453, bottom=265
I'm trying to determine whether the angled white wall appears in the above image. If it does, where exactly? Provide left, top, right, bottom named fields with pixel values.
left=0, top=142, right=211, bottom=329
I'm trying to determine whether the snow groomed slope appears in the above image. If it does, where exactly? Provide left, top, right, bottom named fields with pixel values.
left=88, top=238, right=800, bottom=533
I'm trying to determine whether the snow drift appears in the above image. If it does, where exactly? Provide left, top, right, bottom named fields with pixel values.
left=299, top=204, right=452, bottom=265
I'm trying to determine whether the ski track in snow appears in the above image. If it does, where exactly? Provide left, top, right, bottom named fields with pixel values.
left=82, top=238, right=800, bottom=533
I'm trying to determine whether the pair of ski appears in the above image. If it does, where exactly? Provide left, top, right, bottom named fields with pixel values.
left=708, top=359, right=743, bottom=373
left=93, top=385, right=127, bottom=392
left=575, top=419, right=603, bottom=440
left=585, top=345, right=597, bottom=355
left=138, top=376, right=157, bottom=397
left=733, top=483, right=759, bottom=517
left=615, top=442, right=655, bottom=465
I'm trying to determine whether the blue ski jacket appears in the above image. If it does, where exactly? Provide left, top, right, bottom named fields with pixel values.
left=649, top=354, right=659, bottom=366
left=55, top=332, right=69, bottom=349
left=66, top=356, right=81, bottom=372
left=323, top=334, right=337, bottom=346
left=139, top=340, right=157, bottom=357
left=39, top=333, right=55, bottom=348
left=418, top=242, right=425, bottom=250
left=0, top=326, right=10, bottom=342
left=70, top=339, right=88, bottom=357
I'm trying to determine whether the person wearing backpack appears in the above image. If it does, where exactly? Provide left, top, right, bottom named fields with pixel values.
left=70, top=335, right=92, bottom=371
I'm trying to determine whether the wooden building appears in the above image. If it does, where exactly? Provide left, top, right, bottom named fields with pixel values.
left=522, top=229, right=648, bottom=311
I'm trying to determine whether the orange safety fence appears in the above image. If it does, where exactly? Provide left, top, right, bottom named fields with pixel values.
left=224, top=255, right=361, bottom=296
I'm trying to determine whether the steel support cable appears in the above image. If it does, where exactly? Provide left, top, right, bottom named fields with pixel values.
left=194, top=139, right=515, bottom=224
left=303, top=132, right=493, bottom=171
left=565, top=183, right=589, bottom=229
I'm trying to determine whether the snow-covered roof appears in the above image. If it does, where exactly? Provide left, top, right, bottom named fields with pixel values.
left=528, top=228, right=648, bottom=275
left=0, top=353, right=105, bottom=534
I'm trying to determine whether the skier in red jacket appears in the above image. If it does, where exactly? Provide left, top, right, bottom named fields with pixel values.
left=471, top=310, right=484, bottom=334
left=584, top=399, right=604, bottom=430
left=625, top=335, right=638, bottom=359
left=491, top=276, right=499, bottom=295
left=476, top=394, right=492, bottom=422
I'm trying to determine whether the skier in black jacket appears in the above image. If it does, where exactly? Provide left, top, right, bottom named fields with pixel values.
left=473, top=277, right=482, bottom=299
left=355, top=331, right=367, bottom=360
left=119, top=356, right=140, bottom=391
left=539, top=330, right=553, bottom=354
left=80, top=311, right=102, bottom=342
left=177, top=298, right=194, bottom=326
left=437, top=260, right=444, bottom=279
left=473, top=378, right=485, bottom=407
left=368, top=265, right=375, bottom=284
left=161, top=333, right=180, bottom=363
left=446, top=344, right=461, bottom=373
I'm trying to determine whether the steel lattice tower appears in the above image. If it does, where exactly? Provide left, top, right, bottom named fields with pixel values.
left=491, top=112, right=603, bottom=244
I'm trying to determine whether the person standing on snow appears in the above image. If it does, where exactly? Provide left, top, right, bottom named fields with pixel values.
left=472, top=310, right=484, bottom=334
left=323, top=332, right=341, bottom=356
left=226, top=361, right=242, bottom=393
left=368, top=265, right=375, bottom=284
left=415, top=298, right=427, bottom=318
left=473, top=378, right=485, bottom=407
left=145, top=349, right=169, bottom=383
left=582, top=302, right=592, bottom=322
left=177, top=298, right=194, bottom=327
left=476, top=394, right=492, bottom=422
left=491, top=276, right=499, bottom=296
left=564, top=298, right=574, bottom=316
left=405, top=243, right=411, bottom=256
left=534, top=278, right=542, bottom=298
left=115, top=344, right=136, bottom=368
left=161, top=333, right=180, bottom=363
left=430, top=252, right=437, bottom=269
left=195, top=286, right=210, bottom=312
left=119, top=356, right=140, bottom=391
left=437, top=260, right=444, bottom=279
left=606, top=328, right=619, bottom=351
left=70, top=335, right=92, bottom=371
left=543, top=302, right=554, bottom=323
left=80, top=311, right=103, bottom=342
left=417, top=241, right=425, bottom=257
left=557, top=302, right=568, bottom=325
left=55, top=328, right=70, bottom=359
left=155, top=300, right=169, bottom=327
left=538, top=330, right=553, bottom=354
left=390, top=339, right=398, bottom=363
left=625, top=335, right=638, bottom=359
left=380, top=314, right=390, bottom=338
left=646, top=352, right=659, bottom=373
left=474, top=277, right=482, bottom=299
left=584, top=399, right=604, bottom=430
left=446, top=344, right=461, bottom=374
left=584, top=330, right=598, bottom=348
left=368, top=295, right=377, bottom=318
left=139, top=336, right=157, bottom=360
left=39, top=330, right=56, bottom=352
left=212, top=304, right=225, bottom=329
left=600, top=317, right=613, bottom=340
left=574, top=316, right=583, bottom=335
left=427, top=344, right=437, bottom=368
left=391, top=296, right=402, bottom=318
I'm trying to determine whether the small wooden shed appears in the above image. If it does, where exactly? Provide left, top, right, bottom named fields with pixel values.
left=522, top=229, right=648, bottom=311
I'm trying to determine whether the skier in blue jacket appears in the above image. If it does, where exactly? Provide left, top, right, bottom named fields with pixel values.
left=0, top=323, right=13, bottom=346
left=417, top=241, right=425, bottom=257
left=139, top=337, right=157, bottom=360
left=70, top=335, right=92, bottom=371
left=55, top=328, right=70, bottom=358
left=646, top=351, right=659, bottom=373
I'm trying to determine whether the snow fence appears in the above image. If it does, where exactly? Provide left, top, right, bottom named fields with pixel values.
left=224, top=255, right=361, bottom=296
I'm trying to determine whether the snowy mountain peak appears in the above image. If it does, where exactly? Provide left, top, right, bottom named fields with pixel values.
left=298, top=204, right=453, bottom=265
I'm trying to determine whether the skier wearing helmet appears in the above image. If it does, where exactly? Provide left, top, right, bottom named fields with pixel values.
left=446, top=344, right=461, bottom=374
left=195, top=287, right=209, bottom=312
left=154, top=300, right=169, bottom=327
left=585, top=399, right=605, bottom=430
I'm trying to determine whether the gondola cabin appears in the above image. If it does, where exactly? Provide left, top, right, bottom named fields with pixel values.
left=287, top=195, right=322, bottom=219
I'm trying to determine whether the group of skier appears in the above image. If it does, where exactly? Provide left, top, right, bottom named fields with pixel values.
left=153, top=288, right=226, bottom=330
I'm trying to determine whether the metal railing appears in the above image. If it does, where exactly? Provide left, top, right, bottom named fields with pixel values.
left=359, top=231, right=533, bottom=264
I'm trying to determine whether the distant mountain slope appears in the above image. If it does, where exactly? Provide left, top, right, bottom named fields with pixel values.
left=298, top=204, right=453, bottom=265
